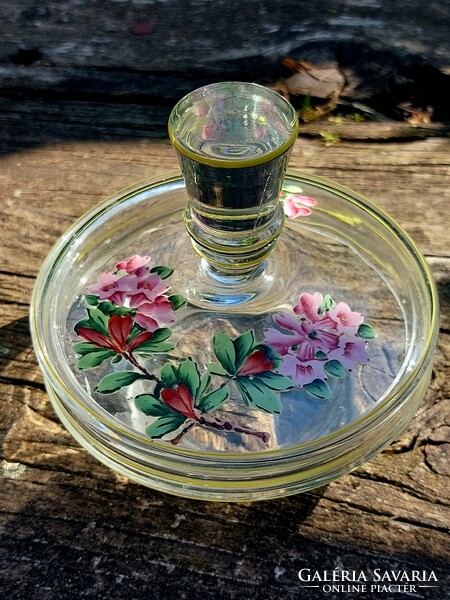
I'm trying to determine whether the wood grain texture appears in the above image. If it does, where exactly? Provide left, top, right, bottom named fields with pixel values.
left=2, top=0, right=449, bottom=73
left=1, top=120, right=449, bottom=597
left=2, top=2, right=450, bottom=591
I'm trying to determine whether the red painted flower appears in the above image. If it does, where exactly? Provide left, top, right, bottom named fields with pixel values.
left=77, top=314, right=152, bottom=354
left=161, top=385, right=197, bottom=420
left=237, top=350, right=273, bottom=376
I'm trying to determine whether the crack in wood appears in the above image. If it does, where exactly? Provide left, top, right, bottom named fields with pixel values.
left=350, top=470, right=450, bottom=508
left=316, top=493, right=449, bottom=535
left=0, top=376, right=45, bottom=392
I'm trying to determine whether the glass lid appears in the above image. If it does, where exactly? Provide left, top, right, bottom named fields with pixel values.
left=32, top=170, right=436, bottom=456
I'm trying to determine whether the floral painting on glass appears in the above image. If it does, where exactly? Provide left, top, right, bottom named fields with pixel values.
left=73, top=255, right=377, bottom=446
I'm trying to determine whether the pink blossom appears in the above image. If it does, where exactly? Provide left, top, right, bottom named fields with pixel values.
left=195, top=103, right=209, bottom=117
left=277, top=353, right=326, bottom=387
left=281, top=193, right=317, bottom=219
left=134, top=296, right=175, bottom=331
left=264, top=316, right=304, bottom=355
left=329, top=339, right=369, bottom=370
left=264, top=292, right=371, bottom=387
left=133, top=312, right=159, bottom=332
left=327, top=302, right=364, bottom=336
left=86, top=271, right=130, bottom=304
left=293, top=292, right=323, bottom=321
left=128, top=274, right=169, bottom=306
left=201, top=120, right=226, bottom=141
left=115, top=255, right=150, bottom=275
left=85, top=255, right=177, bottom=332
left=202, top=123, right=214, bottom=139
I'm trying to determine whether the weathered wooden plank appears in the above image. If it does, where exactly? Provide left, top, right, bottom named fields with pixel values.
left=0, top=272, right=33, bottom=308
left=0, top=95, right=171, bottom=155
left=0, top=66, right=217, bottom=101
left=299, top=120, right=450, bottom=140
left=2, top=0, right=449, bottom=74
left=0, top=137, right=449, bottom=281
left=0, top=109, right=449, bottom=596
left=1, top=339, right=449, bottom=550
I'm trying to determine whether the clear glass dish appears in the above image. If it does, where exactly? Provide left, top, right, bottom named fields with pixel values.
left=30, top=170, right=439, bottom=501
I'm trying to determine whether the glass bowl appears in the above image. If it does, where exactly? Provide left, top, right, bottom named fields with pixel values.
left=30, top=170, right=439, bottom=501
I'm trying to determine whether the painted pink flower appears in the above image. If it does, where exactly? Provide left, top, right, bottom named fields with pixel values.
left=85, top=255, right=177, bottom=332
left=128, top=274, right=169, bottom=306
left=264, top=292, right=370, bottom=387
left=293, top=292, right=323, bottom=321
left=134, top=297, right=175, bottom=331
left=86, top=272, right=132, bottom=305
left=115, top=255, right=151, bottom=275
left=264, top=313, right=305, bottom=355
left=201, top=120, right=226, bottom=141
left=329, top=339, right=369, bottom=370
left=195, top=103, right=209, bottom=117
left=327, top=302, right=364, bottom=336
left=281, top=193, right=317, bottom=219
left=277, top=353, right=327, bottom=386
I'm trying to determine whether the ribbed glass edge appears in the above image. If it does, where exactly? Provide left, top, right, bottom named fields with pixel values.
left=47, top=367, right=431, bottom=501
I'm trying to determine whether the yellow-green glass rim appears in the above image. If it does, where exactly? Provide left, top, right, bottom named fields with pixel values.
left=168, top=82, right=299, bottom=168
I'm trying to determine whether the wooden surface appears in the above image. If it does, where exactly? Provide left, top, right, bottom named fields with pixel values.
left=1, top=2, right=450, bottom=594
left=1, top=127, right=449, bottom=598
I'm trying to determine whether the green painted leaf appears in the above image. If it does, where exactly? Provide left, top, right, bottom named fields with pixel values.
left=84, top=294, right=99, bottom=306
left=160, top=363, right=178, bottom=388
left=178, top=359, right=201, bottom=397
left=233, top=330, right=255, bottom=369
left=97, top=301, right=134, bottom=317
left=145, top=414, right=187, bottom=439
left=235, top=378, right=282, bottom=414
left=111, top=354, right=122, bottom=364
left=197, top=388, right=229, bottom=413
left=195, top=372, right=212, bottom=403
left=324, top=360, right=346, bottom=378
left=135, top=394, right=174, bottom=417
left=150, top=265, right=174, bottom=280
left=73, top=342, right=104, bottom=356
left=208, top=363, right=228, bottom=377
left=235, top=379, right=252, bottom=407
left=256, top=372, right=294, bottom=391
left=149, top=328, right=172, bottom=344
left=88, top=307, right=110, bottom=334
left=77, top=349, right=116, bottom=370
left=168, top=294, right=187, bottom=311
left=134, top=341, right=175, bottom=355
left=213, top=333, right=236, bottom=374
left=128, top=325, right=175, bottom=354
left=357, top=323, right=377, bottom=339
left=129, top=328, right=174, bottom=353
left=303, top=379, right=332, bottom=400
left=317, top=294, right=336, bottom=315
left=95, top=371, right=146, bottom=394
left=74, top=318, right=105, bottom=336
